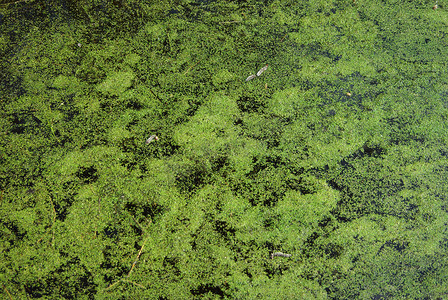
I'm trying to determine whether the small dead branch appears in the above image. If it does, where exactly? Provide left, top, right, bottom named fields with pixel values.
left=149, top=89, right=161, bottom=101
left=1, top=283, right=13, bottom=300
left=105, top=280, right=121, bottom=291
left=183, top=60, right=201, bottom=75
left=280, top=33, right=288, bottom=42
left=105, top=223, right=151, bottom=292
left=49, top=195, right=56, bottom=247
left=36, top=195, right=57, bottom=246
left=127, top=242, right=145, bottom=277
left=219, top=20, right=241, bottom=24
left=0, top=0, right=32, bottom=7
left=105, top=279, right=146, bottom=291
left=121, top=280, right=145, bottom=289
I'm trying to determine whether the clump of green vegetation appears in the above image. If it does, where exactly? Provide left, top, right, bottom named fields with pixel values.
left=1, top=0, right=448, bottom=299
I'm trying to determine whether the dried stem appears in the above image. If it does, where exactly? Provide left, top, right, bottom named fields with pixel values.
left=2, top=283, right=13, bottom=300
left=184, top=60, right=201, bottom=75
left=219, top=20, right=241, bottom=24
left=105, top=224, right=151, bottom=292
left=105, top=280, right=121, bottom=291
left=49, top=196, right=56, bottom=247
left=149, top=89, right=161, bottom=101
left=105, top=279, right=145, bottom=291
left=127, top=241, right=146, bottom=277
left=280, top=33, right=288, bottom=42
left=0, top=0, right=31, bottom=6
left=121, top=280, right=145, bottom=289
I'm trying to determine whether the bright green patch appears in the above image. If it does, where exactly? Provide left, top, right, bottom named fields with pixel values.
left=1, top=0, right=448, bottom=299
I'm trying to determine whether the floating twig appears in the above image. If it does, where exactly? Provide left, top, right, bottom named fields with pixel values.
left=280, top=33, right=288, bottom=42
left=36, top=195, right=57, bottom=246
left=105, top=280, right=121, bottom=291
left=184, top=60, right=201, bottom=75
left=2, top=283, right=13, bottom=300
left=149, top=89, right=161, bottom=101
left=0, top=0, right=31, bottom=6
left=121, top=280, right=145, bottom=289
left=105, top=232, right=150, bottom=292
left=127, top=242, right=146, bottom=277
left=219, top=20, right=241, bottom=24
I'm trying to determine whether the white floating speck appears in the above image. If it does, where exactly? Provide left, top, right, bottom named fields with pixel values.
left=245, top=74, right=257, bottom=81
left=271, top=252, right=291, bottom=259
left=256, top=64, right=268, bottom=77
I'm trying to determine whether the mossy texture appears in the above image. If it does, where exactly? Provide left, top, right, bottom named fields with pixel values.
left=1, top=0, right=448, bottom=299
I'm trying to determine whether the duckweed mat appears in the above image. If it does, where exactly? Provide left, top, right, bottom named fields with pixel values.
left=1, top=0, right=448, bottom=298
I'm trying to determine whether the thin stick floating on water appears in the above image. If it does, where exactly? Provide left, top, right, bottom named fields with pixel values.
left=184, top=60, right=201, bottom=75
left=219, top=20, right=241, bottom=24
